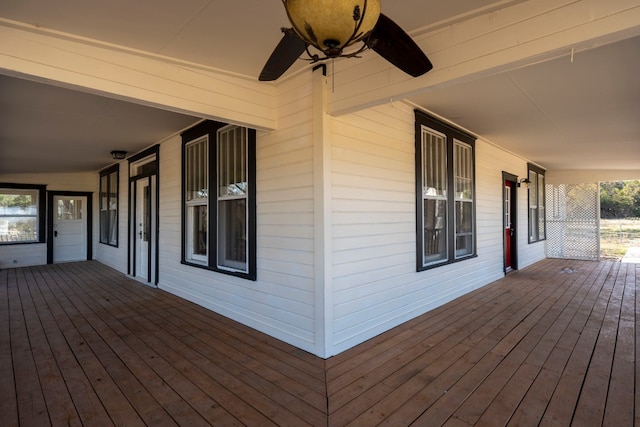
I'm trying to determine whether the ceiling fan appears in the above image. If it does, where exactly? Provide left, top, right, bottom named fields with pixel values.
left=259, top=0, right=433, bottom=81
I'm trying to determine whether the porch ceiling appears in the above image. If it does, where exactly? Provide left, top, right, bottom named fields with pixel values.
left=0, top=0, right=638, bottom=174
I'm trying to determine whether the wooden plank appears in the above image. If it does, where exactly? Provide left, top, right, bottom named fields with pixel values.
left=506, top=261, right=607, bottom=426
left=27, top=267, right=115, bottom=426
left=0, top=269, right=18, bottom=427
left=415, top=263, right=577, bottom=426
left=452, top=263, right=587, bottom=425
left=2, top=259, right=636, bottom=427
left=48, top=263, right=253, bottom=426
left=7, top=268, right=50, bottom=426
left=539, top=262, right=618, bottom=426
left=18, top=267, right=83, bottom=426
left=32, top=266, right=146, bottom=427
left=63, top=261, right=318, bottom=426
left=334, top=263, right=562, bottom=426
left=602, top=262, right=635, bottom=426
left=328, top=280, right=529, bottom=424
left=571, top=262, right=623, bottom=425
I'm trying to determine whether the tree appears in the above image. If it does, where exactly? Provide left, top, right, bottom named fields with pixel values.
left=600, top=180, right=640, bottom=218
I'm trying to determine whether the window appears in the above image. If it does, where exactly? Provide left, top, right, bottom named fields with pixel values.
left=0, top=183, right=46, bottom=244
left=415, top=111, right=476, bottom=270
left=182, top=121, right=256, bottom=280
left=99, top=165, right=119, bottom=246
left=527, top=163, right=546, bottom=243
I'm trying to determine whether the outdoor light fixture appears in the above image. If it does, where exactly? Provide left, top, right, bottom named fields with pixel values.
left=517, top=178, right=531, bottom=188
left=111, top=150, right=127, bottom=160
left=283, top=0, right=381, bottom=59
left=260, top=0, right=432, bottom=81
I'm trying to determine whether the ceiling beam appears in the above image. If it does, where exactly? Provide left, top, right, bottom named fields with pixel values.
left=327, top=0, right=640, bottom=116
left=0, top=19, right=278, bottom=130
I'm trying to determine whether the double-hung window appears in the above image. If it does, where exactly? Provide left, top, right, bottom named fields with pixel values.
left=527, top=163, right=546, bottom=243
left=415, top=111, right=476, bottom=270
left=99, top=165, right=119, bottom=246
left=182, top=121, right=256, bottom=280
left=0, top=183, right=46, bottom=244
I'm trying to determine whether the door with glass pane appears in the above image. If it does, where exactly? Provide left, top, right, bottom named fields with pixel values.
left=132, top=175, right=157, bottom=283
left=136, top=179, right=150, bottom=280
left=503, top=174, right=518, bottom=272
left=129, top=154, right=158, bottom=285
left=53, top=196, right=87, bottom=263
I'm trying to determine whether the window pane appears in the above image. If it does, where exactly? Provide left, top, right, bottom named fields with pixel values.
left=454, top=141, right=473, bottom=199
left=0, top=190, right=39, bottom=243
left=422, top=129, right=447, bottom=197
left=423, top=199, right=447, bottom=264
left=109, top=211, right=117, bottom=245
left=100, top=210, right=109, bottom=242
left=0, top=217, right=37, bottom=243
left=529, top=170, right=537, bottom=206
left=100, top=175, right=108, bottom=211
left=57, top=199, right=82, bottom=220
left=186, top=138, right=208, bottom=201
left=530, top=207, right=538, bottom=240
left=188, top=205, right=208, bottom=261
left=455, top=201, right=473, bottom=257
left=218, top=126, right=247, bottom=197
left=538, top=173, right=545, bottom=238
left=218, top=199, right=247, bottom=271
left=99, top=168, right=118, bottom=245
left=108, top=171, right=118, bottom=210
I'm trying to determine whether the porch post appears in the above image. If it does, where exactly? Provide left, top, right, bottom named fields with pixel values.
left=312, top=65, right=334, bottom=358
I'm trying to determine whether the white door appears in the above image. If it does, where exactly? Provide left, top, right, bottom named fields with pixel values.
left=53, top=196, right=87, bottom=263
left=135, top=179, right=150, bottom=281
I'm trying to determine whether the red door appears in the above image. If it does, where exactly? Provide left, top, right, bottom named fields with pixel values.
left=504, top=181, right=513, bottom=269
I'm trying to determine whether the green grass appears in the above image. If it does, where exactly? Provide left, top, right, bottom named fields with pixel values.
left=600, top=218, right=640, bottom=259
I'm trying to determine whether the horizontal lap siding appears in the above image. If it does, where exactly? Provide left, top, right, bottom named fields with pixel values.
left=158, top=74, right=318, bottom=354
left=328, top=103, right=545, bottom=355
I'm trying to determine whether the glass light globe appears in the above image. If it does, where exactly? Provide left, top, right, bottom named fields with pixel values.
left=284, top=0, right=381, bottom=56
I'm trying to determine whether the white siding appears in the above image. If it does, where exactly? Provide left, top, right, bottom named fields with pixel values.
left=0, top=81, right=548, bottom=359
left=0, top=172, right=97, bottom=268
left=157, top=73, right=319, bottom=354
left=327, top=103, right=545, bottom=356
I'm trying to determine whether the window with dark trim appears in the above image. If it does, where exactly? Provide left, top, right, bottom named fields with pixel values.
left=181, top=120, right=257, bottom=280
left=415, top=111, right=476, bottom=271
left=0, top=183, right=46, bottom=244
left=99, top=165, right=119, bottom=246
left=527, top=163, right=546, bottom=243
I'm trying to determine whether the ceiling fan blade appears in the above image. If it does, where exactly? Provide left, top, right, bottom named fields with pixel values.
left=259, top=29, right=308, bottom=81
left=368, top=14, right=433, bottom=77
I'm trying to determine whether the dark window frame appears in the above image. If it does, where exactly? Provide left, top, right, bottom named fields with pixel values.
left=527, top=163, right=546, bottom=243
left=99, top=164, right=119, bottom=247
left=415, top=110, right=477, bottom=271
left=0, top=183, right=47, bottom=245
left=181, top=120, right=257, bottom=281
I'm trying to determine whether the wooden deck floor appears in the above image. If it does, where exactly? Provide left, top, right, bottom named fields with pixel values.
left=1, top=259, right=637, bottom=426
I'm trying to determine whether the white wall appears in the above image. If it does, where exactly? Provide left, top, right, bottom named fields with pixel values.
left=0, top=172, right=97, bottom=268
left=157, top=72, right=321, bottom=355
left=326, top=102, right=545, bottom=356
left=0, top=78, right=547, bottom=358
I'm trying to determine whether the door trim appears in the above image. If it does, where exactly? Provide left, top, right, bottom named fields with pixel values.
left=502, top=172, right=518, bottom=273
left=47, top=191, right=93, bottom=264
